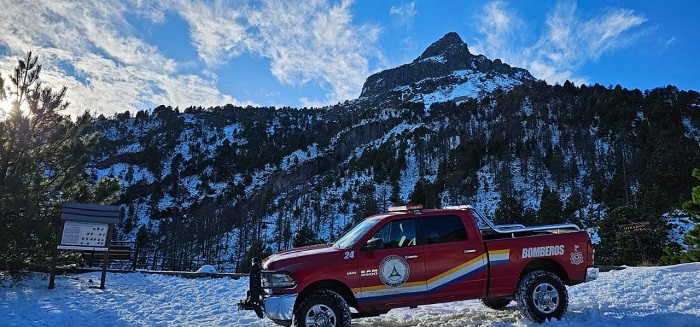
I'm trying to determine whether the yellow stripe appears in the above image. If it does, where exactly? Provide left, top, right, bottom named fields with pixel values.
left=357, top=280, right=425, bottom=292
left=352, top=249, right=512, bottom=294
left=426, top=253, right=486, bottom=284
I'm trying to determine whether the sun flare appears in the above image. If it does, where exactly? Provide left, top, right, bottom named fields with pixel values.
left=0, top=98, right=11, bottom=118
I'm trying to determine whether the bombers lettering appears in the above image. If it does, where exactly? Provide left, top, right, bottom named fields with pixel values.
left=522, top=245, right=565, bottom=259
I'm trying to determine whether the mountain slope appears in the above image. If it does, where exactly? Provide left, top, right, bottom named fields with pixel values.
left=88, top=33, right=700, bottom=270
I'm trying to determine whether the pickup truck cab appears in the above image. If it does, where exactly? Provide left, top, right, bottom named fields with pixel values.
left=239, top=204, right=598, bottom=326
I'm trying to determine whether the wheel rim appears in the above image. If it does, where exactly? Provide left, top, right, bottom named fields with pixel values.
left=532, top=282, right=559, bottom=314
left=304, top=304, right=337, bottom=327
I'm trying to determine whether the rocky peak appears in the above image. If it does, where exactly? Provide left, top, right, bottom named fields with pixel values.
left=415, top=32, right=470, bottom=63
left=358, top=32, right=535, bottom=105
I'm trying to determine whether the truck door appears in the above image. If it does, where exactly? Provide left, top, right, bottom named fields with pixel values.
left=419, top=214, right=487, bottom=301
left=356, top=218, right=427, bottom=308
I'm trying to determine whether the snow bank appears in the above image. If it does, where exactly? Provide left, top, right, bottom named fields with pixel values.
left=195, top=265, right=218, bottom=274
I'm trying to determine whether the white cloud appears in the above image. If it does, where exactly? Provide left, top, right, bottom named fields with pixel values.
left=173, top=0, right=251, bottom=67
left=0, top=0, right=384, bottom=116
left=390, top=2, right=417, bottom=27
left=472, top=0, right=647, bottom=86
left=471, top=1, right=526, bottom=67
left=242, top=0, right=381, bottom=103
left=665, top=36, right=677, bottom=47
left=128, top=0, right=167, bottom=24
left=0, top=0, right=246, bottom=117
left=659, top=36, right=677, bottom=53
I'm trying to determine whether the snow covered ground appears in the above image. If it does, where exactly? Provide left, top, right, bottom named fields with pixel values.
left=2, top=263, right=699, bottom=327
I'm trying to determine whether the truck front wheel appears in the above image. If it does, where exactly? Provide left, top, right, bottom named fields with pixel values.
left=292, top=290, right=351, bottom=327
left=516, top=271, right=568, bottom=323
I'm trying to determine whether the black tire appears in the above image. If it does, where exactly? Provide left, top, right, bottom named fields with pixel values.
left=481, top=297, right=512, bottom=310
left=292, top=290, right=351, bottom=327
left=516, top=271, right=568, bottom=323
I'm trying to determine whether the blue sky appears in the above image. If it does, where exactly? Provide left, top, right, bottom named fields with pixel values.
left=0, top=0, right=697, bottom=117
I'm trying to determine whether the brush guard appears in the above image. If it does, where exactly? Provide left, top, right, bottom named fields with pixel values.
left=237, top=258, right=265, bottom=318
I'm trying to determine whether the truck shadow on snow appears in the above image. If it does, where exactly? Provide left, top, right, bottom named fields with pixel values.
left=353, top=305, right=699, bottom=327
left=565, top=308, right=700, bottom=327
left=351, top=303, right=521, bottom=327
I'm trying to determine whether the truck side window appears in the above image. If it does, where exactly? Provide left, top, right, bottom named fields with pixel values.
left=425, top=215, right=468, bottom=244
left=371, top=219, right=417, bottom=249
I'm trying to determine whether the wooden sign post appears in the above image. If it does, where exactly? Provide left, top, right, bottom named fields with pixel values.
left=49, top=202, right=120, bottom=289
left=620, top=221, right=650, bottom=261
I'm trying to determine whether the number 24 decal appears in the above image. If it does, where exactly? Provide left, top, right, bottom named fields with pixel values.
left=344, top=251, right=355, bottom=259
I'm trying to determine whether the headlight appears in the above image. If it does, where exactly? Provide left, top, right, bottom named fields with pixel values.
left=261, top=271, right=297, bottom=289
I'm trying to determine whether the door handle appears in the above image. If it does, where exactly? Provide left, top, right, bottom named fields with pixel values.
left=464, top=249, right=477, bottom=254
left=404, top=255, right=419, bottom=259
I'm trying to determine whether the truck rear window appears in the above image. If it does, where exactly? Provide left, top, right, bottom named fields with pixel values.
left=424, top=215, right=468, bottom=244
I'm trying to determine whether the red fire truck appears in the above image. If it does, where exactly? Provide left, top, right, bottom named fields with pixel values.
left=239, top=204, right=598, bottom=326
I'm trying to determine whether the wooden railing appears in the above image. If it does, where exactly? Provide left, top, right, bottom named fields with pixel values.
left=81, top=242, right=242, bottom=273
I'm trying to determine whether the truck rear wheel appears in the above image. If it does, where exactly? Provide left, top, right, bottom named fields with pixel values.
left=516, top=271, right=568, bottom=323
left=292, top=290, right=351, bottom=327
left=481, top=297, right=512, bottom=310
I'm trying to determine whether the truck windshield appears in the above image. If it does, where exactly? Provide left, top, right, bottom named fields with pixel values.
left=333, top=219, right=380, bottom=249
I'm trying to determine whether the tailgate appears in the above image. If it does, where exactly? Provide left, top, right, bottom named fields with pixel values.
left=484, top=231, right=594, bottom=297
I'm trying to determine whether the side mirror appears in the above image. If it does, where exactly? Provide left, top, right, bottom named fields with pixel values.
left=363, top=237, right=384, bottom=251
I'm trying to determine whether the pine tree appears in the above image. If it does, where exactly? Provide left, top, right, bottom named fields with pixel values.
left=494, top=193, right=524, bottom=225
left=683, top=169, right=700, bottom=219
left=239, top=240, right=272, bottom=273
left=408, top=178, right=440, bottom=208
left=292, top=223, right=324, bottom=248
left=409, top=179, right=427, bottom=206
left=536, top=188, right=564, bottom=225
left=661, top=169, right=700, bottom=264
left=563, top=191, right=585, bottom=226
left=0, top=52, right=120, bottom=271
left=355, top=183, right=379, bottom=222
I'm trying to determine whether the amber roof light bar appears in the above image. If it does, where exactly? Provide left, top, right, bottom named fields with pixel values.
left=387, top=204, right=423, bottom=212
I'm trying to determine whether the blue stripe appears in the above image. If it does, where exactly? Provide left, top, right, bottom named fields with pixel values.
left=428, top=265, right=487, bottom=293
left=358, top=265, right=488, bottom=302
left=356, top=289, right=427, bottom=302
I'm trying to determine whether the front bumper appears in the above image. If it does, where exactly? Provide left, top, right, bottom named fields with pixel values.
left=585, top=266, right=599, bottom=282
left=239, top=292, right=297, bottom=325
left=265, top=293, right=297, bottom=322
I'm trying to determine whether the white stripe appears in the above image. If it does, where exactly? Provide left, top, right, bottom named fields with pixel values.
left=489, top=253, right=509, bottom=262
left=426, top=257, right=486, bottom=291
left=356, top=284, right=427, bottom=299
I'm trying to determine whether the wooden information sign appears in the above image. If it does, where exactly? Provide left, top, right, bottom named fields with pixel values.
left=49, top=202, right=120, bottom=289
left=620, top=221, right=650, bottom=234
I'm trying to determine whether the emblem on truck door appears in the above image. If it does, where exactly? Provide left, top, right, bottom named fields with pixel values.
left=379, top=255, right=410, bottom=287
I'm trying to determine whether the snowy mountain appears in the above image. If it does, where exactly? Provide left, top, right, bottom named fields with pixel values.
left=87, top=32, right=700, bottom=269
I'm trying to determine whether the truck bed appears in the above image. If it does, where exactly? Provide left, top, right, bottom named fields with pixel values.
left=479, top=227, right=580, bottom=240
